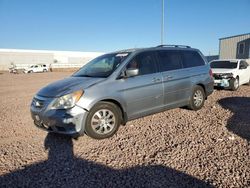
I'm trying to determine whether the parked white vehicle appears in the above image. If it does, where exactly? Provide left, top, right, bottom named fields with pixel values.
left=24, top=64, right=49, bottom=73
left=210, top=59, right=250, bottom=90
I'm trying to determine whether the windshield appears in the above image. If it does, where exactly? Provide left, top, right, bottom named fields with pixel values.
left=210, top=61, right=238, bottom=69
left=73, top=52, right=130, bottom=78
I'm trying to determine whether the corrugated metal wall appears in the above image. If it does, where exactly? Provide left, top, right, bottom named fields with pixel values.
left=0, top=52, right=54, bottom=70
left=219, top=34, right=250, bottom=59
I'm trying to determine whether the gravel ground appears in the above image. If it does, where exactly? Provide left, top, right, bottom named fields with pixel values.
left=0, top=72, right=249, bottom=188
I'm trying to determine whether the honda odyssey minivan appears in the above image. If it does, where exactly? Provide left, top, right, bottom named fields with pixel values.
left=30, top=45, right=214, bottom=139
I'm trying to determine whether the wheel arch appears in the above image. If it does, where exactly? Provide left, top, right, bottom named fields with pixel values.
left=196, top=83, right=207, bottom=99
left=99, top=99, right=127, bottom=125
left=236, top=75, right=239, bottom=80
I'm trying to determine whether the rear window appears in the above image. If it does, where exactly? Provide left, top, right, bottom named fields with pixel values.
left=210, top=61, right=237, bottom=69
left=182, top=51, right=205, bottom=68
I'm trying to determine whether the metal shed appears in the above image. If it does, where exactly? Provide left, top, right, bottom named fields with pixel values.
left=219, top=33, right=250, bottom=59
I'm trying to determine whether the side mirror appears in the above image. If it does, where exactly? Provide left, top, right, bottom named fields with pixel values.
left=125, top=68, right=139, bottom=77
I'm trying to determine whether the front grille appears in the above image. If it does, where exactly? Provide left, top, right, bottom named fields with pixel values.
left=32, top=95, right=53, bottom=110
left=32, top=98, right=44, bottom=108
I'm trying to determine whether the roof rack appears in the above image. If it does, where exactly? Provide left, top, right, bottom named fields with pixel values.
left=156, top=44, right=191, bottom=48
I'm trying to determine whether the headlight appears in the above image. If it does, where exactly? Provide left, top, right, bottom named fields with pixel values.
left=51, top=90, right=83, bottom=109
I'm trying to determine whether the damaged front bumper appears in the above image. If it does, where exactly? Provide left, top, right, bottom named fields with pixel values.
left=213, top=73, right=234, bottom=88
left=30, top=95, right=88, bottom=137
left=214, top=78, right=231, bottom=88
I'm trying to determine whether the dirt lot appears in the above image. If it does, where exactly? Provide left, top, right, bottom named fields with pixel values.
left=0, top=72, right=249, bottom=187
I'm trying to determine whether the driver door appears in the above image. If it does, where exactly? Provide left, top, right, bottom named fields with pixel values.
left=120, top=51, right=164, bottom=120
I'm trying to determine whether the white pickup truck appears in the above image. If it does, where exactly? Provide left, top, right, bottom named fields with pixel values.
left=24, top=64, right=49, bottom=74
left=210, top=59, right=250, bottom=90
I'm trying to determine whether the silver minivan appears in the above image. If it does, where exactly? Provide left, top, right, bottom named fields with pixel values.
left=31, top=45, right=214, bottom=139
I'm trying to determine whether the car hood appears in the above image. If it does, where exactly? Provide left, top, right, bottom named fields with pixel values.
left=37, top=76, right=105, bottom=97
left=212, top=68, right=237, bottom=74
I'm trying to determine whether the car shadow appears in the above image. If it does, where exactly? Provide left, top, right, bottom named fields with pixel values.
left=0, top=133, right=213, bottom=188
left=218, top=97, right=250, bottom=141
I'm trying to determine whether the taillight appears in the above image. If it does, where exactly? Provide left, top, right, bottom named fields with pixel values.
left=209, top=69, right=213, bottom=78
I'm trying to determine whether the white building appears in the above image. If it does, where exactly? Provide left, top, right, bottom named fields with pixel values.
left=0, top=49, right=103, bottom=70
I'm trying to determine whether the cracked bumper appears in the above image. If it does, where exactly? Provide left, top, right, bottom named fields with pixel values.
left=31, top=102, right=88, bottom=136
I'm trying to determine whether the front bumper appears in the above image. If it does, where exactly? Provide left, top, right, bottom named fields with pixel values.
left=214, top=79, right=230, bottom=88
left=30, top=96, right=88, bottom=136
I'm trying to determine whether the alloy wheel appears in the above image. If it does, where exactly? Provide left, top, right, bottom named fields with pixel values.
left=91, top=109, right=116, bottom=135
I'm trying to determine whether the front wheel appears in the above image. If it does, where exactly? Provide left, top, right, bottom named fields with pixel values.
left=246, top=78, right=250, bottom=86
left=188, top=85, right=205, bottom=111
left=230, top=78, right=239, bottom=91
left=85, top=102, right=121, bottom=139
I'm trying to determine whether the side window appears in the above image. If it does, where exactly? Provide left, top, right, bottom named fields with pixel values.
left=182, top=51, right=205, bottom=68
left=126, top=52, right=157, bottom=76
left=239, top=61, right=244, bottom=68
left=158, top=50, right=183, bottom=72
left=243, top=61, right=249, bottom=67
left=34, top=65, right=38, bottom=68
left=240, top=61, right=248, bottom=68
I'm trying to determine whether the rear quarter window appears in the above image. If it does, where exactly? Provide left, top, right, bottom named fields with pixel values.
left=182, top=51, right=205, bottom=68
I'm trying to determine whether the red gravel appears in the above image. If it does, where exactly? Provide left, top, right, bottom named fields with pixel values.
left=0, top=72, right=249, bottom=187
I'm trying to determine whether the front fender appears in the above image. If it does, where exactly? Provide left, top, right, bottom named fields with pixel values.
left=77, top=94, right=127, bottom=114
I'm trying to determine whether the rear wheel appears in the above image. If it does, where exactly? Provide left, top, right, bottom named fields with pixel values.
left=43, top=69, right=47, bottom=72
left=85, top=102, right=121, bottom=139
left=28, top=70, right=33, bottom=73
left=188, top=85, right=205, bottom=111
left=230, top=77, right=239, bottom=91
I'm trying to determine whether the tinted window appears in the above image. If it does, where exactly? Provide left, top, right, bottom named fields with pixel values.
left=210, top=61, right=237, bottom=69
left=240, top=61, right=248, bottom=68
left=182, top=51, right=205, bottom=68
left=158, top=50, right=183, bottom=71
left=243, top=61, right=248, bottom=67
left=126, top=52, right=157, bottom=76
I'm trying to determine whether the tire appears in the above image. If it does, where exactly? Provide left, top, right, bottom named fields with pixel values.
left=230, top=77, right=239, bottom=91
left=247, top=78, right=250, bottom=86
left=85, top=102, right=121, bottom=139
left=29, top=70, right=33, bottom=73
left=43, top=69, right=47, bottom=72
left=188, top=85, right=205, bottom=111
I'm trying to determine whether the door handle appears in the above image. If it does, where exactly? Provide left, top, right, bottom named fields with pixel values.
left=152, top=78, right=161, bottom=83
left=165, top=75, right=173, bottom=80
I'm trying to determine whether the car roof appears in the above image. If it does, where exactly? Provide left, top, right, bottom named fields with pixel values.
left=113, top=45, right=199, bottom=54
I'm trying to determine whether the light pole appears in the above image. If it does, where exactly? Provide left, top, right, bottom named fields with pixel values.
left=161, top=0, right=165, bottom=45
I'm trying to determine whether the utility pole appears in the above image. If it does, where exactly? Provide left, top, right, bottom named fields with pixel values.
left=161, top=0, right=165, bottom=45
